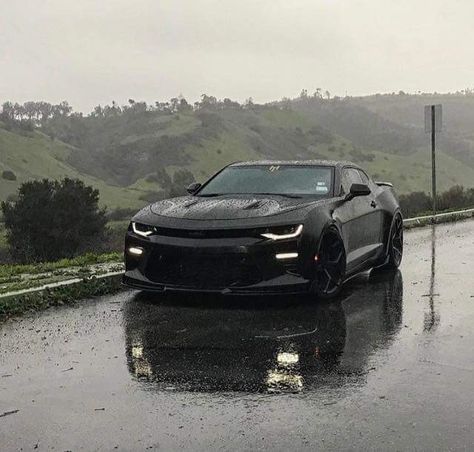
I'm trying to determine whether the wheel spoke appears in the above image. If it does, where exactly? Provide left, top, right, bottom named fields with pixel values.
left=324, top=267, right=339, bottom=283
left=324, top=274, right=331, bottom=292
left=314, top=232, right=345, bottom=296
left=327, top=250, right=343, bottom=265
left=393, top=247, right=402, bottom=259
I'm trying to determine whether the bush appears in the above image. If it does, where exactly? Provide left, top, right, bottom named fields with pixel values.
left=1, top=178, right=107, bottom=262
left=6, top=194, right=18, bottom=203
left=437, top=185, right=474, bottom=211
left=399, top=191, right=432, bottom=218
left=168, top=169, right=195, bottom=197
left=399, top=186, right=474, bottom=218
left=2, top=170, right=17, bottom=181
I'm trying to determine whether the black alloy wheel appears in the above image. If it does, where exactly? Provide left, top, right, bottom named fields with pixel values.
left=312, top=229, right=346, bottom=299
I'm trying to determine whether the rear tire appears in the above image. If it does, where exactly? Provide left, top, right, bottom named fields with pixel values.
left=380, top=213, right=403, bottom=270
left=311, top=229, right=346, bottom=299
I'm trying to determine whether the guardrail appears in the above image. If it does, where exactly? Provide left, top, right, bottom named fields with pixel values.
left=403, top=207, right=474, bottom=228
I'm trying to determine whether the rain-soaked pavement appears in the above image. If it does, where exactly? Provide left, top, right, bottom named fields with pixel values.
left=1, top=220, right=474, bottom=451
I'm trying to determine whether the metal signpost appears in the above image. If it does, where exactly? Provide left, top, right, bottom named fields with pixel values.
left=424, top=104, right=442, bottom=216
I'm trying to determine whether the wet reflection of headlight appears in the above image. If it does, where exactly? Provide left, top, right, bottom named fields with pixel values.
left=134, top=360, right=153, bottom=379
left=132, top=345, right=143, bottom=358
left=277, top=352, right=299, bottom=366
left=130, top=343, right=152, bottom=378
left=266, top=370, right=303, bottom=391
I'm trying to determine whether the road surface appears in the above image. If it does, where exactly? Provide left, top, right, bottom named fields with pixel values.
left=1, top=220, right=474, bottom=451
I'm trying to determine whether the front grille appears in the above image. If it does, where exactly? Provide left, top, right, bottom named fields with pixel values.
left=144, top=226, right=264, bottom=239
left=145, top=250, right=263, bottom=289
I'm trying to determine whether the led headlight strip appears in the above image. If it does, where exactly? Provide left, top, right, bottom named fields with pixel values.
left=132, top=222, right=154, bottom=237
left=261, top=224, right=303, bottom=241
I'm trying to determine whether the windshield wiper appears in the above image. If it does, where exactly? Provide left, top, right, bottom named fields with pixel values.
left=197, top=193, right=225, bottom=197
left=258, top=193, right=303, bottom=199
left=197, top=193, right=303, bottom=199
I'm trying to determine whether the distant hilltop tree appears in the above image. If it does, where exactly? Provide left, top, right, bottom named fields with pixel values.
left=1, top=178, right=107, bottom=262
left=152, top=168, right=195, bottom=198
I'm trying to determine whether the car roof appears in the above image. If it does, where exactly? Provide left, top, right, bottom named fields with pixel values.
left=229, top=159, right=361, bottom=169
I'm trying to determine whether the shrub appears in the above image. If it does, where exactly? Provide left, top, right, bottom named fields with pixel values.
left=399, top=186, right=474, bottom=218
left=168, top=169, right=195, bottom=197
left=1, top=178, right=107, bottom=262
left=399, top=191, right=432, bottom=218
left=2, top=170, right=16, bottom=181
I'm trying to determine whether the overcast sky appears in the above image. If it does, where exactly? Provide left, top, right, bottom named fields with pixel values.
left=1, top=0, right=474, bottom=113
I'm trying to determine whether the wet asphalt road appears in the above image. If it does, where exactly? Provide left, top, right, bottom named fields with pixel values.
left=1, top=220, right=474, bottom=451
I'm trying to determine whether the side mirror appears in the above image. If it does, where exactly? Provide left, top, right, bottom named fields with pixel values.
left=186, top=182, right=202, bottom=194
left=345, top=183, right=371, bottom=201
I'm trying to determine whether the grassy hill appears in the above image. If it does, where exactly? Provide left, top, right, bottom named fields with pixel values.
left=0, top=126, right=151, bottom=209
left=1, top=94, right=474, bottom=213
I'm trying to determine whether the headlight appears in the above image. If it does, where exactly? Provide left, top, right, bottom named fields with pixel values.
left=131, top=222, right=156, bottom=237
left=261, top=224, right=303, bottom=240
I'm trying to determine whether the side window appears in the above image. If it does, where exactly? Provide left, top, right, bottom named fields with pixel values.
left=341, top=168, right=362, bottom=194
left=357, top=170, right=369, bottom=185
left=358, top=169, right=377, bottom=191
left=340, top=170, right=351, bottom=195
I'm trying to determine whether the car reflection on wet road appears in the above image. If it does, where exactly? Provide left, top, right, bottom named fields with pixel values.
left=124, top=271, right=402, bottom=394
left=1, top=220, right=474, bottom=451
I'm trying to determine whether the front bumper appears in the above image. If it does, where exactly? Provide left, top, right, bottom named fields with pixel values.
left=123, top=229, right=312, bottom=295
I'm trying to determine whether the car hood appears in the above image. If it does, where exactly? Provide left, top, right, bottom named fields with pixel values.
left=148, top=195, right=325, bottom=220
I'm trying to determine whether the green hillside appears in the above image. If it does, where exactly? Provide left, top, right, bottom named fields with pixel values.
left=0, top=126, right=151, bottom=209
left=1, top=94, right=474, bottom=211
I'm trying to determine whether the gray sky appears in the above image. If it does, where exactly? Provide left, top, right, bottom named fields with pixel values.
left=1, top=0, right=474, bottom=113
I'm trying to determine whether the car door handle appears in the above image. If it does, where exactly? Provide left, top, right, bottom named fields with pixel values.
left=370, top=200, right=377, bottom=208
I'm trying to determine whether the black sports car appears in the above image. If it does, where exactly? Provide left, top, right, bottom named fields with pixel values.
left=123, top=160, right=403, bottom=297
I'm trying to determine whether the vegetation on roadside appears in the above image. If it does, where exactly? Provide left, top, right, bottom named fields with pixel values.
left=0, top=251, right=121, bottom=279
left=399, top=185, right=474, bottom=218
left=0, top=275, right=123, bottom=320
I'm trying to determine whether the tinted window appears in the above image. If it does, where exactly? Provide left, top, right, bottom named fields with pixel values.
left=198, top=165, right=334, bottom=196
left=357, top=170, right=370, bottom=184
left=341, top=168, right=362, bottom=194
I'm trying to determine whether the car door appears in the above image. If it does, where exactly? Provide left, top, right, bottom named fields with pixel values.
left=333, top=167, right=381, bottom=271
left=357, top=168, right=384, bottom=247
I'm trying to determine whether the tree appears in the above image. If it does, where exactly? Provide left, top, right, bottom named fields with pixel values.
left=1, top=178, right=107, bottom=262
left=437, top=185, right=467, bottom=211
left=300, top=89, right=308, bottom=99
left=399, top=191, right=432, bottom=217
left=168, top=169, right=195, bottom=197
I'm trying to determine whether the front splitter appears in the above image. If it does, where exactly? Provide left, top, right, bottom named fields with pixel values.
left=122, top=273, right=310, bottom=296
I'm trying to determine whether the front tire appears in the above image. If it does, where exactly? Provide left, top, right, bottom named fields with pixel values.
left=311, top=228, right=346, bottom=299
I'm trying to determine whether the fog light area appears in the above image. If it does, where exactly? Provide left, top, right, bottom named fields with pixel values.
left=275, top=252, right=298, bottom=260
left=277, top=352, right=299, bottom=365
left=128, top=246, right=144, bottom=256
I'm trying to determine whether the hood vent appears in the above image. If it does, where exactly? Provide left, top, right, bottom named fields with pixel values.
left=243, top=200, right=265, bottom=210
left=183, top=199, right=200, bottom=208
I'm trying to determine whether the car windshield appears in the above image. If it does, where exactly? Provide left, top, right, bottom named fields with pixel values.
left=198, top=165, right=333, bottom=197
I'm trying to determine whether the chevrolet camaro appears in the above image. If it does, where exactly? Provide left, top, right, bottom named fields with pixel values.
left=123, top=160, right=403, bottom=297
